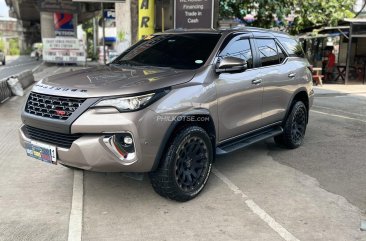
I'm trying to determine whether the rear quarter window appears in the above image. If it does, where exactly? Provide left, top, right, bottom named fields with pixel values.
left=277, top=37, right=305, bottom=58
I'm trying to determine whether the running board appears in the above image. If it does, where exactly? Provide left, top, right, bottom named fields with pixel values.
left=216, top=126, right=283, bottom=155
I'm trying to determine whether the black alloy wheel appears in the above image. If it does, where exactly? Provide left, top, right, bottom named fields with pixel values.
left=149, top=126, right=213, bottom=202
left=175, top=135, right=210, bottom=191
left=290, top=105, right=307, bottom=146
left=274, top=101, right=308, bottom=149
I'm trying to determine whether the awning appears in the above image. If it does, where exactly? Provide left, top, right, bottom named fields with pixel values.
left=344, top=18, right=366, bottom=23
left=298, top=26, right=350, bottom=39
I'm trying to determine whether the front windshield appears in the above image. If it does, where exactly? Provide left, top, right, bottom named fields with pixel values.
left=112, top=33, right=221, bottom=69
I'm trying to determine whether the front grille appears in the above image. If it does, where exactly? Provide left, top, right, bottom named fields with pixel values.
left=25, top=125, right=82, bottom=148
left=25, top=92, right=85, bottom=120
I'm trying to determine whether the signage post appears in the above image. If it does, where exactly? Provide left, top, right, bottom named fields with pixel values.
left=101, top=3, right=106, bottom=65
left=174, top=0, right=214, bottom=29
left=138, top=0, right=155, bottom=39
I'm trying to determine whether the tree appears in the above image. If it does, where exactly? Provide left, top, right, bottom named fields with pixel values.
left=290, top=0, right=355, bottom=34
left=0, top=39, right=5, bottom=52
left=82, top=18, right=96, bottom=60
left=219, top=0, right=355, bottom=33
left=0, top=33, right=5, bottom=52
left=219, top=0, right=292, bottom=28
left=9, top=38, right=20, bottom=56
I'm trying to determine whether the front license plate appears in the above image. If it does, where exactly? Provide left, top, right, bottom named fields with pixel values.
left=25, top=141, right=57, bottom=164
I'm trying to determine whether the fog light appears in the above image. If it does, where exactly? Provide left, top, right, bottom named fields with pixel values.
left=102, top=133, right=136, bottom=164
left=124, top=136, right=133, bottom=145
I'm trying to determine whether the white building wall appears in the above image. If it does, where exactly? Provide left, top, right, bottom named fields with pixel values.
left=115, top=0, right=132, bottom=53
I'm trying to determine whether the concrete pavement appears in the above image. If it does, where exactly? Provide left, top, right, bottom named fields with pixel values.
left=0, top=106, right=71, bottom=240
left=0, top=63, right=365, bottom=241
left=273, top=92, right=366, bottom=212
left=0, top=64, right=88, bottom=241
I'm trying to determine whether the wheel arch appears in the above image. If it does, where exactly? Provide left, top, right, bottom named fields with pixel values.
left=283, top=88, right=309, bottom=125
left=151, top=109, right=217, bottom=172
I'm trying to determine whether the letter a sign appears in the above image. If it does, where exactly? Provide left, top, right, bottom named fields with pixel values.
left=138, top=0, right=155, bottom=39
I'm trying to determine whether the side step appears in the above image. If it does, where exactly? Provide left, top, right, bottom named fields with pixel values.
left=216, top=126, right=283, bottom=155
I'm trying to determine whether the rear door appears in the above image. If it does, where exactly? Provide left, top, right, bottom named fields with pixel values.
left=216, top=34, right=264, bottom=141
left=254, top=37, right=298, bottom=126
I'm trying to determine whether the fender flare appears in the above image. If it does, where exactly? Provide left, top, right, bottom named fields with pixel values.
left=282, top=87, right=309, bottom=125
left=151, top=109, right=215, bottom=171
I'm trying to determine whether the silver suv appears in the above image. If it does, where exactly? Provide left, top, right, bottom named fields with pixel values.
left=19, top=28, right=314, bottom=201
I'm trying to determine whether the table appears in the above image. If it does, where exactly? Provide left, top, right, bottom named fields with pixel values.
left=335, top=65, right=358, bottom=82
left=335, top=65, right=346, bottom=81
left=312, top=67, right=323, bottom=86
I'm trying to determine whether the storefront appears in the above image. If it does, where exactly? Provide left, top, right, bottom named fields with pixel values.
left=300, top=19, right=366, bottom=85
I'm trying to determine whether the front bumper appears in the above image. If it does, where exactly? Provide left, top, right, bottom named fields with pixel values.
left=19, top=108, right=169, bottom=172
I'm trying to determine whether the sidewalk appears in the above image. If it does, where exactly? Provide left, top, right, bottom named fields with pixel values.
left=314, top=84, right=366, bottom=96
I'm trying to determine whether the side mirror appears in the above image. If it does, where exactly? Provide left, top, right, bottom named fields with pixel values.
left=215, top=56, right=248, bottom=74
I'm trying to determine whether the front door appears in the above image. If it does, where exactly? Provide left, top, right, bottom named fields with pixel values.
left=216, top=35, right=263, bottom=141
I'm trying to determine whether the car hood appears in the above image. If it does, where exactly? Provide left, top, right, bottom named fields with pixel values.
left=32, top=65, right=196, bottom=98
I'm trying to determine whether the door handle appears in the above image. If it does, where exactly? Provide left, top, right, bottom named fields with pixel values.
left=288, top=73, right=296, bottom=78
left=252, top=79, right=262, bottom=85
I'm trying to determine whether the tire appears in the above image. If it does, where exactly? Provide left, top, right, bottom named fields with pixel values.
left=2, top=60, right=5, bottom=65
left=274, top=101, right=307, bottom=149
left=149, top=126, right=213, bottom=202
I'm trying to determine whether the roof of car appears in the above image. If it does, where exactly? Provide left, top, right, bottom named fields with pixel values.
left=163, top=27, right=293, bottom=38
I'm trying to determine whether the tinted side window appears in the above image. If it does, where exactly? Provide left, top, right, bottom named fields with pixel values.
left=277, top=37, right=305, bottom=58
left=256, top=39, right=280, bottom=67
left=220, top=39, right=253, bottom=68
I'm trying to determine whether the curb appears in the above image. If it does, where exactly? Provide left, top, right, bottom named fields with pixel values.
left=315, top=92, right=366, bottom=97
left=0, top=70, right=36, bottom=104
left=0, top=60, right=43, bottom=104
left=0, top=78, right=12, bottom=104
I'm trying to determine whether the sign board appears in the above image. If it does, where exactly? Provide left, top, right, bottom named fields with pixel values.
left=103, top=9, right=116, bottom=27
left=40, top=0, right=79, bottom=13
left=175, top=0, right=214, bottom=29
left=43, top=38, right=86, bottom=63
left=73, top=0, right=125, bottom=2
left=138, top=0, right=155, bottom=40
left=54, top=12, right=75, bottom=37
left=104, top=9, right=116, bottom=20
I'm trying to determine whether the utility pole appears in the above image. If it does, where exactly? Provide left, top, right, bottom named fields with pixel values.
left=101, top=2, right=106, bottom=65
left=93, top=17, right=98, bottom=59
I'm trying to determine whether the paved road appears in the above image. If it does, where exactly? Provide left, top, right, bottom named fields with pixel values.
left=0, top=64, right=365, bottom=241
left=0, top=56, right=41, bottom=79
left=270, top=93, right=366, bottom=212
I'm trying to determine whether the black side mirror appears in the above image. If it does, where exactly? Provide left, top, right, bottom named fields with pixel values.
left=215, top=56, right=248, bottom=74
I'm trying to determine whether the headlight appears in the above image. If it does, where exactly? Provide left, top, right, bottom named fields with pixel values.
left=93, top=90, right=169, bottom=112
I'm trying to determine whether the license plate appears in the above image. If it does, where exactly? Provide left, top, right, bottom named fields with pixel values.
left=25, top=141, right=57, bottom=164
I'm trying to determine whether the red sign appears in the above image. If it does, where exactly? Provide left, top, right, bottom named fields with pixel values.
left=54, top=12, right=75, bottom=36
